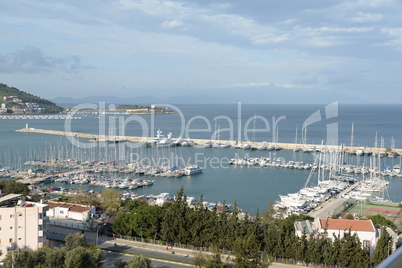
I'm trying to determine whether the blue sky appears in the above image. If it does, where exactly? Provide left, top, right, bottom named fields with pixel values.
left=1, top=0, right=402, bottom=103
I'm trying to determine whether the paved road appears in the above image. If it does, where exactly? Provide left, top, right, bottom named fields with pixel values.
left=99, top=240, right=194, bottom=264
left=48, top=221, right=300, bottom=268
left=102, top=251, right=194, bottom=268
left=309, top=197, right=348, bottom=218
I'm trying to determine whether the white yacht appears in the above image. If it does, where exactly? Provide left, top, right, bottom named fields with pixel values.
left=146, top=129, right=164, bottom=147
left=184, top=165, right=203, bottom=175
left=157, top=132, right=174, bottom=147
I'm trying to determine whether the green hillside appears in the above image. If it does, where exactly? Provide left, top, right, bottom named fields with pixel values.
left=0, top=83, right=64, bottom=113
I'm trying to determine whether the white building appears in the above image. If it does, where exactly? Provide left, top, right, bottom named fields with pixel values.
left=45, top=201, right=96, bottom=221
left=0, top=199, right=49, bottom=261
left=313, top=218, right=377, bottom=255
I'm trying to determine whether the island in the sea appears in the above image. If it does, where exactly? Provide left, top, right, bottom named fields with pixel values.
left=116, top=104, right=175, bottom=114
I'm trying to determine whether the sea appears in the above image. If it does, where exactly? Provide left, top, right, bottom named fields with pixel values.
left=1, top=103, right=402, bottom=214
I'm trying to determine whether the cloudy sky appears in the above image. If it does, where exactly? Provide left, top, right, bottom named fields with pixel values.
left=1, top=0, right=401, bottom=104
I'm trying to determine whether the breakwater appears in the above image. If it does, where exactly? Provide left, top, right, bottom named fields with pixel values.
left=15, top=128, right=399, bottom=154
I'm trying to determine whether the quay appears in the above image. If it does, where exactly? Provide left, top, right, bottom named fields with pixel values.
left=15, top=128, right=399, bottom=153
left=308, top=182, right=359, bottom=218
left=17, top=169, right=95, bottom=185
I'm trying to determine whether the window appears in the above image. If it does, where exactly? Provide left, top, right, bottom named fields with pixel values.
left=9, top=238, right=13, bottom=243
left=10, top=215, right=14, bottom=218
left=38, top=213, right=43, bottom=219
left=18, top=213, right=22, bottom=217
left=38, top=237, right=43, bottom=243
left=10, top=226, right=13, bottom=230
left=39, top=225, right=43, bottom=231
left=60, top=211, right=64, bottom=215
left=363, top=240, right=371, bottom=252
left=18, top=238, right=22, bottom=241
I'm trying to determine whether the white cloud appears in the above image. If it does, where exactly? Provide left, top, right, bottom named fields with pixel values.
left=0, top=47, right=83, bottom=74
left=1, top=0, right=402, bottom=103
left=351, top=12, right=382, bottom=22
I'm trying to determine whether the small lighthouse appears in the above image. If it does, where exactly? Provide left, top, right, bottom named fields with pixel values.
left=26, top=123, right=29, bottom=129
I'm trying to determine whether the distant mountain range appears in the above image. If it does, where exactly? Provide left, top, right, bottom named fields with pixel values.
left=51, top=95, right=231, bottom=107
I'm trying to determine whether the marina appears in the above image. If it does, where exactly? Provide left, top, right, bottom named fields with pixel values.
left=2, top=104, right=402, bottom=214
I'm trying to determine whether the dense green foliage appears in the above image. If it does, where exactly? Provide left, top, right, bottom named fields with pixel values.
left=2, top=233, right=104, bottom=268
left=116, top=105, right=150, bottom=110
left=367, top=214, right=397, bottom=230
left=372, top=227, right=393, bottom=266
left=114, top=255, right=154, bottom=268
left=126, top=255, right=153, bottom=268
left=0, top=180, right=30, bottom=195
left=0, top=83, right=64, bottom=113
left=112, top=187, right=371, bottom=267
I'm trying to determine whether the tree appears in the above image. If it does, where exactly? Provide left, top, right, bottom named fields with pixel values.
left=372, top=227, right=393, bottom=266
left=0, top=180, right=30, bottom=195
left=2, top=249, right=35, bottom=268
left=33, top=246, right=48, bottom=267
left=64, top=247, right=92, bottom=268
left=367, top=214, right=397, bottom=230
left=64, top=246, right=104, bottom=268
left=233, top=231, right=264, bottom=268
left=161, top=186, right=190, bottom=244
left=65, top=233, right=86, bottom=250
left=263, top=221, right=287, bottom=262
left=346, top=213, right=354, bottom=220
left=306, top=234, right=324, bottom=265
left=46, top=247, right=67, bottom=268
left=101, top=188, right=121, bottom=209
left=194, top=247, right=230, bottom=268
left=126, top=255, right=153, bottom=268
left=114, top=259, right=127, bottom=268
left=338, top=231, right=369, bottom=268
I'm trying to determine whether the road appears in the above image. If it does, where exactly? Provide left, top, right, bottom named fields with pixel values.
left=48, top=221, right=300, bottom=268
left=102, top=251, right=193, bottom=268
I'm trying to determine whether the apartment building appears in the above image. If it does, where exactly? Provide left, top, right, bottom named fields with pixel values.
left=0, top=197, right=49, bottom=261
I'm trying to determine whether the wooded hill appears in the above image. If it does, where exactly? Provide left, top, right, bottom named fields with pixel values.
left=0, top=83, right=64, bottom=113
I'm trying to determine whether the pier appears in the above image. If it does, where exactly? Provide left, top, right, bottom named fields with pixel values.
left=15, top=128, right=399, bottom=153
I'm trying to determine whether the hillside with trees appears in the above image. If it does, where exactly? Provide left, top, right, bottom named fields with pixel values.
left=0, top=83, right=64, bottom=113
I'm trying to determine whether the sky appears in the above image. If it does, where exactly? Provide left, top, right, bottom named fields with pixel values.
left=0, top=0, right=402, bottom=104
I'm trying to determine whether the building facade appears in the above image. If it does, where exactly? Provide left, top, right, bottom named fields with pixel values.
left=313, top=218, right=377, bottom=255
left=0, top=200, right=49, bottom=261
left=45, top=201, right=96, bottom=221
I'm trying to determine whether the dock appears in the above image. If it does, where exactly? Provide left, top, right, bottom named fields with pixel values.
left=17, top=169, right=94, bottom=185
left=15, top=128, right=399, bottom=153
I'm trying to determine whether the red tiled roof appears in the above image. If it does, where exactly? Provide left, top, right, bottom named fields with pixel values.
left=45, top=201, right=93, bottom=213
left=319, top=218, right=375, bottom=232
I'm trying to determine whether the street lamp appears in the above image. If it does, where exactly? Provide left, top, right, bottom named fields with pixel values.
left=96, top=223, right=106, bottom=245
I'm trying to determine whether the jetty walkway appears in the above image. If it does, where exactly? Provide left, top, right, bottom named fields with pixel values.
left=308, top=182, right=359, bottom=218
left=17, top=169, right=95, bottom=185
left=15, top=128, right=393, bottom=153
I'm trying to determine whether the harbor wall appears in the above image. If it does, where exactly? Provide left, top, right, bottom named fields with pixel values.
left=15, top=128, right=397, bottom=153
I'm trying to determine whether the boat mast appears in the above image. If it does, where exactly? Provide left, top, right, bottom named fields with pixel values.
left=350, top=122, right=354, bottom=147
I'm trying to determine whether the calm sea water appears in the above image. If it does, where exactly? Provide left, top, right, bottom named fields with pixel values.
left=1, top=104, right=402, bottom=213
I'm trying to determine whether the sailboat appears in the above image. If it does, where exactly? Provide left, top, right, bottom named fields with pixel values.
left=212, top=122, right=222, bottom=148
left=359, top=148, right=389, bottom=193
left=293, top=126, right=301, bottom=152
